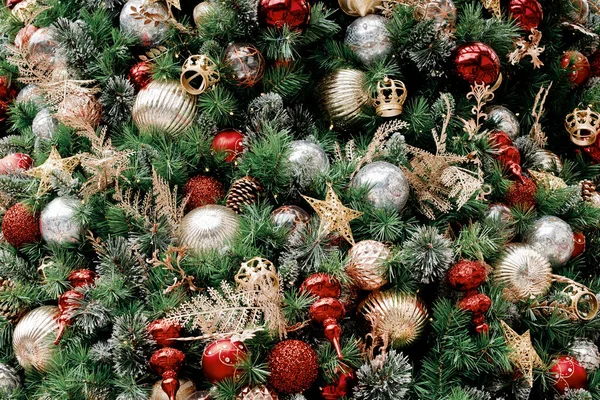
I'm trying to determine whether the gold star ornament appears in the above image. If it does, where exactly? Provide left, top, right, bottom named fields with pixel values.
left=25, top=146, right=80, bottom=196
left=500, top=320, right=542, bottom=387
left=302, top=183, right=363, bottom=245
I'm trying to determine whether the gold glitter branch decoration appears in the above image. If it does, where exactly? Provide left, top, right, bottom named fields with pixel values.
left=529, top=83, right=552, bottom=147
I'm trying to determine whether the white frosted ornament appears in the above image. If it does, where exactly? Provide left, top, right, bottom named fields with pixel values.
left=40, top=197, right=84, bottom=245
left=351, top=161, right=409, bottom=212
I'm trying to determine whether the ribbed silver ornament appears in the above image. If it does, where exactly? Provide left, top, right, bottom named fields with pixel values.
left=13, top=306, right=59, bottom=372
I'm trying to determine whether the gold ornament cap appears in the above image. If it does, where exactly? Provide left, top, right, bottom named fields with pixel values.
left=565, top=107, right=600, bottom=146
left=374, top=76, right=407, bottom=118
left=180, top=54, right=220, bottom=95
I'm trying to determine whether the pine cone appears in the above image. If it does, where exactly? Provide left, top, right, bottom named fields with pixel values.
left=581, top=180, right=596, bottom=201
left=0, top=277, right=26, bottom=324
left=226, top=176, right=262, bottom=214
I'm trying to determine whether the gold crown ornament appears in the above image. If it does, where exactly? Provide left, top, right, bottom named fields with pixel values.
left=565, top=107, right=600, bottom=146
left=373, top=76, right=407, bottom=118
left=180, top=54, right=220, bottom=95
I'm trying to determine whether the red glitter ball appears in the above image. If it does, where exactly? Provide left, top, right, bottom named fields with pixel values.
left=509, top=0, right=543, bottom=31
left=211, top=129, right=245, bottom=162
left=259, top=0, right=311, bottom=31
left=454, top=42, right=501, bottom=86
left=147, top=318, right=182, bottom=347
left=0, top=76, right=18, bottom=124
left=2, top=203, right=41, bottom=248
left=505, top=176, right=537, bottom=209
left=184, top=175, right=225, bottom=210
left=447, top=260, right=488, bottom=292
left=128, top=61, right=153, bottom=91
left=268, top=340, right=319, bottom=394
left=458, top=292, right=492, bottom=315
left=561, top=50, right=590, bottom=86
left=550, top=356, right=587, bottom=393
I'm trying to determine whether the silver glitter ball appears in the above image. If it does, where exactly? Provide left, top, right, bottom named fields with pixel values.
left=569, top=338, right=600, bottom=373
left=487, top=105, right=520, bottom=140
left=351, top=161, right=409, bottom=212
left=344, top=15, right=392, bottom=66
left=120, top=0, right=169, bottom=48
left=0, top=363, right=20, bottom=395
left=40, top=197, right=84, bottom=245
left=525, top=215, right=574, bottom=267
left=16, top=84, right=44, bottom=107
left=32, top=108, right=58, bottom=140
left=179, top=205, right=240, bottom=253
left=288, top=140, right=330, bottom=188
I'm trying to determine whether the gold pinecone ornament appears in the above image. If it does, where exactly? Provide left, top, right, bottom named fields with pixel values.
left=0, top=277, right=26, bottom=324
left=226, top=176, right=262, bottom=214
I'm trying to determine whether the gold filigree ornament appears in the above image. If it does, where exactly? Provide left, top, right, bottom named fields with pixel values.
left=565, top=107, right=600, bottom=147
left=500, top=320, right=542, bottom=387
left=373, top=76, right=407, bottom=118
left=25, top=146, right=80, bottom=196
left=508, top=29, right=545, bottom=69
left=180, top=54, right=220, bottom=95
left=235, top=257, right=279, bottom=292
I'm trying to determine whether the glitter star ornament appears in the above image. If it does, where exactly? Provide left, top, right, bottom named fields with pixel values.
left=25, top=147, right=80, bottom=196
left=500, top=320, right=542, bottom=387
left=301, top=183, right=363, bottom=245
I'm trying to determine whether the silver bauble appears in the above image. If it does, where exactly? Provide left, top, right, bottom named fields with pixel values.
left=132, top=80, right=198, bottom=136
left=150, top=378, right=196, bottom=400
left=0, top=363, right=20, bottom=394
left=525, top=216, right=574, bottom=267
left=13, top=306, right=59, bottom=372
left=569, top=338, right=600, bottom=373
left=32, top=108, right=58, bottom=140
left=532, top=149, right=563, bottom=173
left=193, top=2, right=214, bottom=27
left=120, top=0, right=169, bottom=48
left=40, top=197, right=84, bottom=245
left=487, top=105, right=520, bottom=140
left=186, top=391, right=214, bottom=400
left=179, top=205, right=240, bottom=252
left=485, top=203, right=513, bottom=224
left=351, top=161, right=409, bottom=212
left=288, top=140, right=329, bottom=188
left=344, top=15, right=392, bottom=66
left=27, top=27, right=64, bottom=67
left=320, top=68, right=370, bottom=126
left=271, top=205, right=310, bottom=245
left=16, top=84, right=44, bottom=107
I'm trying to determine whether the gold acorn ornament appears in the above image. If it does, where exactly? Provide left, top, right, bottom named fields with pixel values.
left=320, top=69, right=370, bottom=127
left=373, top=77, right=407, bottom=118
left=180, top=55, right=220, bottom=95
left=345, top=240, right=390, bottom=290
left=338, top=0, right=382, bottom=16
left=565, top=107, right=600, bottom=146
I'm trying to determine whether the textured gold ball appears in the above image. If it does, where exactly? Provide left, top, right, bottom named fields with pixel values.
left=320, top=68, right=370, bottom=127
left=345, top=240, right=390, bottom=291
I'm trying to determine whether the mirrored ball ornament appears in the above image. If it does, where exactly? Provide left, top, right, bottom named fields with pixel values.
left=179, top=205, right=240, bottom=253
left=32, top=108, right=58, bottom=140
left=271, top=205, right=310, bottom=245
left=525, top=216, right=574, bottom=267
left=344, top=15, right=392, bottom=66
left=351, top=161, right=410, bottom=212
left=193, top=2, right=214, bottom=27
left=120, top=0, right=169, bottom=48
left=288, top=140, right=329, bottom=188
left=487, top=105, right=520, bottom=140
left=40, top=197, right=84, bottom=245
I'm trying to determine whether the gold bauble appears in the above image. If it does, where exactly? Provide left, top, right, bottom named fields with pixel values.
left=359, top=291, right=428, bottom=349
left=345, top=240, right=390, bottom=290
left=338, top=0, right=382, bottom=16
left=529, top=170, right=567, bottom=191
left=235, top=385, right=278, bottom=400
left=179, top=205, right=240, bottom=253
left=150, top=378, right=196, bottom=400
left=320, top=69, right=370, bottom=127
left=494, top=244, right=552, bottom=301
left=13, top=306, right=59, bottom=372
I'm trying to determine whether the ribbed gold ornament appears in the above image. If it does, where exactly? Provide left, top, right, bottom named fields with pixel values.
left=320, top=69, right=370, bottom=127
left=494, top=244, right=552, bottom=301
left=13, top=306, right=59, bottom=372
left=345, top=240, right=390, bottom=290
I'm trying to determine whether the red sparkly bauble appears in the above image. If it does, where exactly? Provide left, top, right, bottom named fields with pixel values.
left=2, top=203, right=41, bottom=248
left=147, top=318, right=182, bottom=347
left=550, top=356, right=587, bottom=393
left=447, top=260, right=488, bottom=292
left=150, top=347, right=186, bottom=376
left=128, top=61, right=153, bottom=91
left=258, top=0, right=311, bottom=31
left=15, top=25, right=38, bottom=49
left=0, top=76, right=18, bottom=124
left=0, top=153, right=33, bottom=174
left=561, top=51, right=590, bottom=86
left=505, top=176, right=537, bottom=209
left=458, top=292, right=491, bottom=315
left=211, top=129, right=245, bottom=162
left=454, top=42, right=501, bottom=86
left=572, top=232, right=586, bottom=258
left=300, top=273, right=341, bottom=299
left=67, top=269, right=97, bottom=288
left=590, top=51, right=600, bottom=78
left=184, top=175, right=225, bottom=210
left=55, top=289, right=84, bottom=344
left=268, top=340, right=319, bottom=394
left=509, top=0, right=543, bottom=31
left=202, top=339, right=248, bottom=383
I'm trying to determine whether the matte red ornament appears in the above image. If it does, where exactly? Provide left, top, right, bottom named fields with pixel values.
left=509, top=0, right=543, bottom=31
left=2, top=203, right=41, bottom=248
left=202, top=339, right=248, bottom=383
left=147, top=318, right=182, bottom=347
left=572, top=232, right=586, bottom=258
left=211, top=129, right=245, bottom=162
left=309, top=297, right=346, bottom=359
left=447, top=260, right=488, bottom=292
left=268, top=340, right=319, bottom=394
left=184, top=175, right=225, bottom=210
left=15, top=25, right=38, bottom=49
left=454, top=42, right=501, bottom=86
left=67, top=269, right=97, bottom=288
left=128, top=61, right=153, bottom=91
left=550, top=356, right=587, bottom=393
left=561, top=51, right=590, bottom=86
left=505, top=176, right=537, bottom=209
left=0, top=153, right=33, bottom=175
left=0, top=76, right=18, bottom=124
left=54, top=289, right=84, bottom=344
left=300, top=273, right=342, bottom=299
left=258, top=0, right=311, bottom=31
left=458, top=292, right=492, bottom=315
left=321, top=370, right=356, bottom=400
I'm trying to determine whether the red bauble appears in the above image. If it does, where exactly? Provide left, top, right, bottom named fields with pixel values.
left=0, top=76, right=18, bottom=124
left=309, top=298, right=345, bottom=359
left=67, top=269, right=97, bottom=288
left=268, top=340, right=319, bottom=394
left=321, top=370, right=355, bottom=400
left=150, top=347, right=186, bottom=376
left=550, top=356, right=587, bottom=393
left=509, top=0, right=543, bottom=31
left=15, top=25, right=38, bottom=49
left=211, top=129, right=245, bottom=162
left=128, top=61, right=153, bottom=91
left=258, top=0, right=311, bottom=31
left=300, top=273, right=342, bottom=299
left=505, top=176, right=537, bottom=209
left=590, top=51, right=600, bottom=78
left=489, top=130, right=521, bottom=175
left=202, top=339, right=248, bottom=383
left=447, top=260, right=488, bottom=292
left=561, top=51, right=590, bottom=86
left=2, top=203, right=41, bottom=248
left=0, top=153, right=33, bottom=175
left=147, top=318, right=182, bottom=347
left=454, top=42, right=501, bottom=86
left=55, top=289, right=84, bottom=344
left=572, top=232, right=586, bottom=258
left=458, top=292, right=492, bottom=315
left=184, top=175, right=225, bottom=210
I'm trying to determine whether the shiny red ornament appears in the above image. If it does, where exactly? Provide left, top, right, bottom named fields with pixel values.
left=489, top=130, right=523, bottom=180
left=572, top=232, right=586, bottom=258
left=321, top=370, right=355, bottom=400
left=310, top=297, right=345, bottom=359
left=67, top=269, right=97, bottom=288
left=550, top=356, right=587, bottom=393
left=268, top=340, right=319, bottom=394
left=505, top=176, right=537, bottom=209
left=454, top=42, right=501, bottom=86
left=2, top=203, right=41, bottom=248
left=184, top=175, right=225, bottom=210
left=509, top=0, right=543, bottom=31
left=15, top=25, right=38, bottom=49
left=211, top=129, right=245, bottom=162
left=150, top=347, right=186, bottom=400
left=0, top=153, right=33, bottom=175
left=54, top=289, right=84, bottom=344
left=561, top=51, right=590, bottom=86
left=128, top=61, right=153, bottom=91
left=202, top=339, right=248, bottom=383
left=447, top=260, right=488, bottom=292
left=300, top=273, right=342, bottom=299
left=0, top=76, right=18, bottom=124
left=258, top=0, right=311, bottom=31
left=147, top=318, right=182, bottom=347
